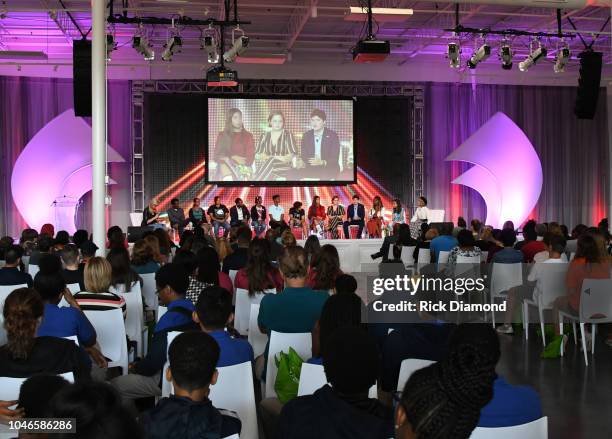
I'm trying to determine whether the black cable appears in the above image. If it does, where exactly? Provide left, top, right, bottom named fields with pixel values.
left=566, top=16, right=589, bottom=49
left=588, top=15, right=610, bottom=49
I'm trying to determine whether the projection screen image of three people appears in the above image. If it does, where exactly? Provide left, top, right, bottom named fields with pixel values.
left=208, top=98, right=354, bottom=183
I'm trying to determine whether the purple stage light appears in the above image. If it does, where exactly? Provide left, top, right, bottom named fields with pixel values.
left=445, top=112, right=542, bottom=228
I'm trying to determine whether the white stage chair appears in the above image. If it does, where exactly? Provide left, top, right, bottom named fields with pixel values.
left=470, top=417, right=548, bottom=439
left=489, top=263, right=523, bottom=327
left=84, top=309, right=128, bottom=375
left=397, top=359, right=436, bottom=391
left=0, top=284, right=28, bottom=346
left=140, top=272, right=158, bottom=314
left=438, top=250, right=450, bottom=264
left=247, top=304, right=268, bottom=358
left=161, top=330, right=182, bottom=398
left=297, top=362, right=377, bottom=398
left=130, top=212, right=144, bottom=226
left=209, top=362, right=259, bottom=439
left=27, top=264, right=39, bottom=278
left=560, top=278, right=612, bottom=366
left=234, top=288, right=276, bottom=336
left=428, top=210, right=445, bottom=223
left=111, top=282, right=146, bottom=357
left=264, top=331, right=312, bottom=398
left=522, top=263, right=568, bottom=345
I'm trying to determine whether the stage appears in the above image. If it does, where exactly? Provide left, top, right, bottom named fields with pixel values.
left=297, top=238, right=384, bottom=273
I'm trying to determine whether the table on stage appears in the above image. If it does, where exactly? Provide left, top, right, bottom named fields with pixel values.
left=297, top=238, right=383, bottom=273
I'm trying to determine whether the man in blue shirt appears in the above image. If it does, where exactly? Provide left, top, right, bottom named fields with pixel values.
left=0, top=245, right=33, bottom=287
left=429, top=223, right=458, bottom=262
left=491, top=229, right=524, bottom=264
left=194, top=286, right=253, bottom=367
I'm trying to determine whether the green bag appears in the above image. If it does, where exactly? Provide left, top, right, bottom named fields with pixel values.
left=274, top=347, right=304, bottom=403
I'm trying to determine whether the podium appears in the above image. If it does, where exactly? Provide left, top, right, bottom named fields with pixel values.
left=52, top=196, right=82, bottom=235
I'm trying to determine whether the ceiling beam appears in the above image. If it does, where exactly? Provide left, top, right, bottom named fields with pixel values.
left=286, top=0, right=319, bottom=51
left=39, top=0, right=77, bottom=45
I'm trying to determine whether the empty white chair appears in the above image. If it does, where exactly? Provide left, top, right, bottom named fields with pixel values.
left=161, top=331, right=182, bottom=398
left=397, top=359, right=436, bottom=391
left=298, top=362, right=377, bottom=398
left=387, top=246, right=416, bottom=267
left=469, top=417, right=548, bottom=439
left=0, top=284, right=28, bottom=346
left=489, top=263, right=523, bottom=327
left=438, top=250, right=450, bottom=264
left=560, top=278, right=612, bottom=366
left=112, top=282, right=145, bottom=357
left=247, top=304, right=268, bottom=358
left=428, top=209, right=445, bottom=223
left=234, top=288, right=276, bottom=335
left=209, top=362, right=258, bottom=439
left=27, top=264, right=39, bottom=278
left=455, top=254, right=482, bottom=276
left=522, top=263, right=568, bottom=345
left=84, top=309, right=128, bottom=375
left=140, top=272, right=158, bottom=313
left=264, top=331, right=312, bottom=398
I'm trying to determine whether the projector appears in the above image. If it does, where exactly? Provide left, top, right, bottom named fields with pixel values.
left=206, top=66, right=238, bottom=87
left=352, top=38, right=390, bottom=63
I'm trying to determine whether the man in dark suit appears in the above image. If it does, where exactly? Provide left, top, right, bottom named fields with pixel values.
left=300, top=109, right=340, bottom=180
left=229, top=197, right=250, bottom=228
left=343, top=195, right=366, bottom=239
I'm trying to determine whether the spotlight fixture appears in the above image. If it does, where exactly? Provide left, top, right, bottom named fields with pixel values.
left=106, top=34, right=116, bottom=62
left=132, top=35, right=154, bottom=61
left=447, top=41, right=461, bottom=69
left=467, top=43, right=491, bottom=69
left=519, top=41, right=547, bottom=72
left=499, top=43, right=513, bottom=70
left=223, top=28, right=249, bottom=63
left=202, top=34, right=219, bottom=63
left=554, top=45, right=570, bottom=73
left=161, top=35, right=182, bottom=62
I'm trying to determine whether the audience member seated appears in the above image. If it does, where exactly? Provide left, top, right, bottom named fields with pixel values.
left=28, top=235, right=53, bottom=266
left=140, top=332, right=241, bottom=439
left=186, top=247, right=233, bottom=304
left=514, top=219, right=535, bottom=252
left=194, top=286, right=254, bottom=366
left=107, top=225, right=127, bottom=251
left=78, top=240, right=98, bottom=268
left=521, top=223, right=547, bottom=262
left=334, top=273, right=358, bottom=295
left=234, top=238, right=283, bottom=294
left=107, top=247, right=142, bottom=292
left=257, top=246, right=329, bottom=379
left=453, top=216, right=467, bottom=237
left=307, top=244, right=343, bottom=292
left=73, top=257, right=126, bottom=316
left=72, top=229, right=89, bottom=249
left=277, top=327, right=394, bottom=439
left=471, top=219, right=482, bottom=239
left=221, top=225, right=251, bottom=274
left=445, top=229, right=482, bottom=274
left=53, top=230, right=70, bottom=252
left=304, top=235, right=321, bottom=265
left=60, top=244, right=85, bottom=290
left=533, top=229, right=569, bottom=262
left=0, top=245, right=33, bottom=287
left=19, top=228, right=39, bottom=257
left=490, top=228, right=523, bottom=264
left=49, top=381, right=143, bottom=439
left=144, top=234, right=165, bottom=265
left=371, top=223, right=416, bottom=262
left=0, top=288, right=91, bottom=381
left=18, top=374, right=70, bottom=434
left=476, top=225, right=501, bottom=253
left=111, top=263, right=197, bottom=402
left=171, top=249, right=198, bottom=281
left=429, top=223, right=458, bottom=262
left=413, top=226, right=438, bottom=263
left=280, top=229, right=297, bottom=248
left=215, top=236, right=233, bottom=262
left=130, top=240, right=160, bottom=275
left=266, top=228, right=284, bottom=262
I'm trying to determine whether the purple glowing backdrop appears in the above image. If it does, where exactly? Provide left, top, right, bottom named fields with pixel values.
left=11, top=109, right=125, bottom=234
left=445, top=112, right=543, bottom=229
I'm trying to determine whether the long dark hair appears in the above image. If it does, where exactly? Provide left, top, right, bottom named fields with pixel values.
left=3, top=288, right=44, bottom=360
left=393, top=198, right=402, bottom=214
left=311, top=244, right=341, bottom=291
left=372, top=196, right=383, bottom=211
left=304, top=235, right=321, bottom=264
left=196, top=247, right=221, bottom=285
left=224, top=108, right=243, bottom=134
left=245, top=239, right=277, bottom=297
left=106, top=248, right=140, bottom=292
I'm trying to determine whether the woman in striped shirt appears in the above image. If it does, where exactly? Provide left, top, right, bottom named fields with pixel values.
left=74, top=257, right=126, bottom=317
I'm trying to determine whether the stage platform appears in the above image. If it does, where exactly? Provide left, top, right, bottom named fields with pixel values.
left=297, top=238, right=383, bottom=273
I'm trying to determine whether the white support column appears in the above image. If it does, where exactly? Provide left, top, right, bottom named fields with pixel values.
left=92, top=0, right=107, bottom=254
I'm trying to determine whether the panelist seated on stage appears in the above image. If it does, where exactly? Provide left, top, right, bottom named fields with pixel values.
left=343, top=195, right=365, bottom=239
left=167, top=198, right=188, bottom=237
left=207, top=196, right=230, bottom=237
left=268, top=194, right=288, bottom=231
left=142, top=199, right=163, bottom=228
left=229, top=197, right=250, bottom=228
left=250, top=196, right=267, bottom=238
left=300, top=109, right=340, bottom=180
left=188, top=197, right=212, bottom=234
left=289, top=201, right=308, bottom=236
left=307, top=196, right=327, bottom=235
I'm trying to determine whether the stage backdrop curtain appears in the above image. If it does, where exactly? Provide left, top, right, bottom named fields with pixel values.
left=0, top=76, right=132, bottom=238
left=424, top=82, right=609, bottom=229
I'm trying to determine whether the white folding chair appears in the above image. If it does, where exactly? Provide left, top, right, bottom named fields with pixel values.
left=396, top=359, right=436, bottom=391
left=67, top=283, right=81, bottom=294
left=157, top=305, right=168, bottom=322
left=455, top=254, right=482, bottom=276
left=28, top=264, right=39, bottom=278
left=84, top=309, right=129, bottom=375
left=234, top=288, right=276, bottom=335
left=560, top=278, right=612, bottom=366
left=247, top=304, right=268, bottom=358
left=0, top=284, right=28, bottom=346
left=112, top=282, right=146, bottom=357
left=469, top=417, right=548, bottom=439
left=489, top=263, right=523, bottom=327
left=63, top=335, right=80, bottom=346
left=297, top=362, right=377, bottom=398
left=438, top=250, right=450, bottom=264
left=21, top=255, right=30, bottom=273
left=209, top=362, right=258, bottom=439
left=264, top=331, right=312, bottom=398
left=569, top=252, right=576, bottom=261
left=228, top=270, right=238, bottom=292
left=0, top=372, right=75, bottom=403
left=416, top=248, right=431, bottom=274
left=140, top=272, right=158, bottom=314
left=161, top=330, right=182, bottom=398
left=387, top=246, right=416, bottom=267
left=522, top=263, right=568, bottom=345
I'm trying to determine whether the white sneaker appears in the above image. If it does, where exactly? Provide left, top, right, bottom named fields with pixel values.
left=496, top=324, right=514, bottom=335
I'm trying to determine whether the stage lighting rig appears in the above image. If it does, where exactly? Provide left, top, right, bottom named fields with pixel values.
left=161, top=35, right=182, bottom=62
left=467, top=43, right=491, bottom=69
left=132, top=34, right=154, bottom=61
left=223, top=28, right=249, bottom=63
left=554, top=44, right=570, bottom=73
left=499, top=42, right=513, bottom=70
left=519, top=41, right=547, bottom=72
left=447, top=41, right=461, bottom=69
left=202, top=26, right=220, bottom=63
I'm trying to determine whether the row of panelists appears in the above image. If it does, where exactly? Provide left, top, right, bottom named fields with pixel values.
left=142, top=195, right=431, bottom=240
left=212, top=108, right=354, bottom=182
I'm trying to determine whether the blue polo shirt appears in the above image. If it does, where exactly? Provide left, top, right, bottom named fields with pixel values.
left=209, top=330, right=254, bottom=367
left=478, top=376, right=542, bottom=428
left=491, top=248, right=524, bottom=264
left=430, top=235, right=458, bottom=262
left=155, top=299, right=195, bottom=333
left=37, top=303, right=96, bottom=346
